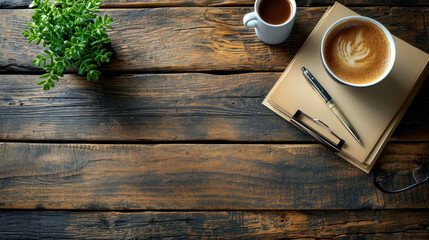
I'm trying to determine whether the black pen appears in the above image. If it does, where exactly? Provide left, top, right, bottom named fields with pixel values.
left=301, top=67, right=362, bottom=144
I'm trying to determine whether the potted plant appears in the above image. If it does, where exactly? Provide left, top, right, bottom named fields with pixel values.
left=22, top=0, right=114, bottom=90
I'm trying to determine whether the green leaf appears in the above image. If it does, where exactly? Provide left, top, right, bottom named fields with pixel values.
left=27, top=22, right=38, bottom=28
left=44, top=50, right=53, bottom=56
left=96, top=16, right=101, bottom=25
left=29, top=1, right=37, bottom=8
left=88, top=64, right=97, bottom=70
left=32, top=59, right=42, bottom=66
left=65, top=51, right=72, bottom=59
left=71, top=49, right=81, bottom=60
left=64, top=59, right=72, bottom=68
left=87, top=71, right=93, bottom=80
left=92, top=70, right=101, bottom=80
left=22, top=30, right=30, bottom=37
left=44, top=64, right=53, bottom=70
left=83, top=59, right=93, bottom=65
left=64, top=41, right=73, bottom=48
left=43, top=84, right=50, bottom=91
left=37, top=80, right=47, bottom=85
left=40, top=73, right=51, bottom=78
left=52, top=73, right=60, bottom=81
left=78, top=64, right=86, bottom=75
left=73, top=60, right=82, bottom=68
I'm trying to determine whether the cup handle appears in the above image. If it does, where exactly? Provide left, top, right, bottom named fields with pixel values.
left=243, top=12, right=257, bottom=28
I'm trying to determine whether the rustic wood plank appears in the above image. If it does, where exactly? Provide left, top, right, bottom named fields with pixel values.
left=0, top=142, right=428, bottom=210
left=1, top=7, right=427, bottom=72
left=0, top=73, right=427, bottom=142
left=1, top=210, right=428, bottom=239
left=1, top=0, right=428, bottom=8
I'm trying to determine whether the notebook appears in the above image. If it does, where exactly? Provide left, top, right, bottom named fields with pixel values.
left=262, top=2, right=429, bottom=173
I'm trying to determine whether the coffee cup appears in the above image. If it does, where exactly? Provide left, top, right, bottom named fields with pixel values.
left=321, top=16, right=396, bottom=87
left=243, top=0, right=296, bottom=45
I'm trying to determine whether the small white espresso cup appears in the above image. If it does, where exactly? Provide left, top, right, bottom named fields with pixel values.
left=321, top=16, right=396, bottom=87
left=243, top=0, right=296, bottom=45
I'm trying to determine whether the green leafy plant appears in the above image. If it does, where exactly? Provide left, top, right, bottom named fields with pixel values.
left=22, top=0, right=114, bottom=90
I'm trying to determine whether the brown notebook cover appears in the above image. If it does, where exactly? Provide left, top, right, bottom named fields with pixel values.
left=263, top=2, right=429, bottom=173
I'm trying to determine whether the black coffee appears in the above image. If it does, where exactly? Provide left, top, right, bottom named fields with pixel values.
left=258, top=0, right=291, bottom=25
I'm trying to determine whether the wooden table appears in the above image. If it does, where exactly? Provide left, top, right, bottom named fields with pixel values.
left=1, top=0, right=428, bottom=238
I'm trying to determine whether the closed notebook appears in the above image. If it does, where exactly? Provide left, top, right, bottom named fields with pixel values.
left=262, top=2, right=429, bottom=173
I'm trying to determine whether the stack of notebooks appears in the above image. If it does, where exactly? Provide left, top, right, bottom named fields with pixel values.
left=263, top=2, right=429, bottom=173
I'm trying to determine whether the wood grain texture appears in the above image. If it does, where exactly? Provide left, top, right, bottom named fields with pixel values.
left=0, top=2, right=427, bottom=239
left=1, top=7, right=427, bottom=72
left=1, top=142, right=428, bottom=210
left=0, top=73, right=427, bottom=142
left=1, top=210, right=429, bottom=239
left=1, top=0, right=428, bottom=8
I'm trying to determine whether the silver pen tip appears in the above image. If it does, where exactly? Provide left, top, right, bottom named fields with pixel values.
left=352, top=134, right=362, bottom=144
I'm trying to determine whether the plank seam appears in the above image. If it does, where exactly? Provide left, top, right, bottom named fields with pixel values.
left=1, top=4, right=428, bottom=9
left=1, top=208, right=429, bottom=212
left=0, top=140, right=427, bottom=144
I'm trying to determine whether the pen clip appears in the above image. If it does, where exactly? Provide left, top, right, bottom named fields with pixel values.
left=302, top=67, right=332, bottom=103
left=267, top=99, right=345, bottom=153
left=291, top=110, right=345, bottom=153
left=298, top=110, right=343, bottom=141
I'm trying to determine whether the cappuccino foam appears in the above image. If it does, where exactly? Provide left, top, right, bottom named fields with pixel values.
left=323, top=20, right=390, bottom=85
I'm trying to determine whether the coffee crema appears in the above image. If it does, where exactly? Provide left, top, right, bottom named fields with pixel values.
left=323, top=19, right=390, bottom=85
left=258, top=0, right=291, bottom=25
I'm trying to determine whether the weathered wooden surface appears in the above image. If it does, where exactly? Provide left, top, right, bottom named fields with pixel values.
left=1, top=142, right=428, bottom=210
left=1, top=210, right=428, bottom=239
left=1, top=1, right=428, bottom=238
left=0, top=73, right=427, bottom=141
left=1, top=0, right=428, bottom=8
left=1, top=7, right=427, bottom=72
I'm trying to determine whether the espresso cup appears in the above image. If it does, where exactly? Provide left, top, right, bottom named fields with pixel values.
left=243, top=0, right=296, bottom=45
left=321, top=16, right=396, bottom=87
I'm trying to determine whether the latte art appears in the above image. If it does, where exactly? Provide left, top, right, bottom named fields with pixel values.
left=337, top=30, right=371, bottom=66
left=323, top=20, right=390, bottom=85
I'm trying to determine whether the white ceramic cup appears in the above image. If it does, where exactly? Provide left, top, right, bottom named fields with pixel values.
left=321, top=16, right=396, bottom=87
left=243, top=0, right=296, bottom=45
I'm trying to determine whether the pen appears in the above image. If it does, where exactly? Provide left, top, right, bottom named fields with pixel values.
left=301, top=67, right=362, bottom=144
